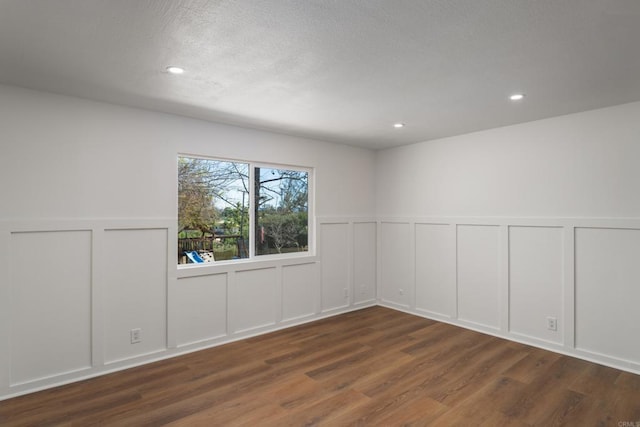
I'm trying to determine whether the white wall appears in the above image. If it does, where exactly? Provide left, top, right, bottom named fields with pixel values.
left=0, top=84, right=377, bottom=399
left=376, top=102, right=640, bottom=218
left=2, top=82, right=640, bottom=400
left=376, top=101, right=640, bottom=374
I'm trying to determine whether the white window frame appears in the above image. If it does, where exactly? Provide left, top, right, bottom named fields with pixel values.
left=177, top=154, right=314, bottom=268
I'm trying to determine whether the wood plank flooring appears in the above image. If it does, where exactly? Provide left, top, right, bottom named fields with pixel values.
left=1, top=306, right=639, bottom=426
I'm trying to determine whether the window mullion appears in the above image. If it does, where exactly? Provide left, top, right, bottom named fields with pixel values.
left=248, top=164, right=256, bottom=259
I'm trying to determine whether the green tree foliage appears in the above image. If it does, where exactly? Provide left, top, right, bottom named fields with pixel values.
left=178, top=157, right=249, bottom=237
left=256, top=168, right=309, bottom=254
left=221, top=202, right=249, bottom=238
left=178, top=157, right=217, bottom=236
left=261, top=212, right=301, bottom=253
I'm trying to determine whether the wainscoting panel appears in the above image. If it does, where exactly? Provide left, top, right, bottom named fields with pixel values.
left=575, top=227, right=640, bottom=363
left=0, top=217, right=376, bottom=401
left=9, top=230, right=92, bottom=385
left=414, top=223, right=455, bottom=318
left=320, top=222, right=350, bottom=312
left=282, top=263, right=318, bottom=322
left=103, top=228, right=168, bottom=364
left=353, top=222, right=377, bottom=304
left=379, top=222, right=412, bottom=308
left=232, top=267, right=278, bottom=333
left=375, top=217, right=640, bottom=376
left=456, top=225, right=501, bottom=330
left=509, top=226, right=564, bottom=344
left=174, top=274, right=228, bottom=347
left=7, top=215, right=640, bottom=399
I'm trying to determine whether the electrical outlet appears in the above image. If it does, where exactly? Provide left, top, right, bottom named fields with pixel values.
left=547, top=317, right=557, bottom=331
left=130, top=328, right=142, bottom=344
left=344, top=288, right=349, bottom=298
left=399, top=289, right=404, bottom=296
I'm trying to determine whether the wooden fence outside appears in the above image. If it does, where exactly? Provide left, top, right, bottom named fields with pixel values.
left=178, top=235, right=248, bottom=261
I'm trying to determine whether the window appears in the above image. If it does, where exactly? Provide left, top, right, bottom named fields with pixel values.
left=178, top=155, right=310, bottom=265
left=255, top=167, right=309, bottom=256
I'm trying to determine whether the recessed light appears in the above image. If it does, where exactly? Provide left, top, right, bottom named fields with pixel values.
left=393, top=123, right=405, bottom=128
left=166, top=66, right=185, bottom=75
left=509, top=93, right=525, bottom=101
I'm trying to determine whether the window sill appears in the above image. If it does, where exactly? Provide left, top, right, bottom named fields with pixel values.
left=176, top=253, right=318, bottom=278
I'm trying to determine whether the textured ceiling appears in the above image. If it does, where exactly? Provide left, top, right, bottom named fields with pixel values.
left=1, top=0, right=639, bottom=149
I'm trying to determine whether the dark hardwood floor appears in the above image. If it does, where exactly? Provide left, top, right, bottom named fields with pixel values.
left=1, top=306, right=639, bottom=426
